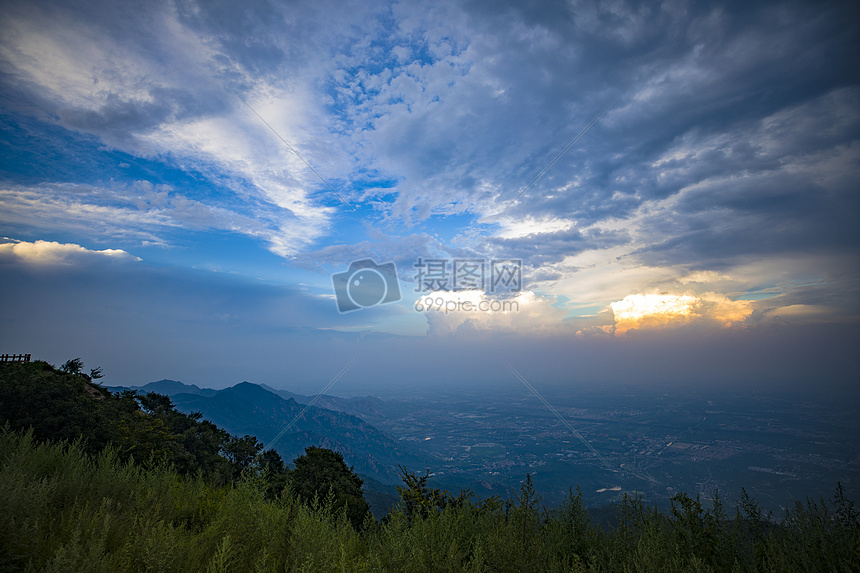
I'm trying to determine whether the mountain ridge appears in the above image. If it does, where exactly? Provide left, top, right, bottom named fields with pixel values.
left=108, top=379, right=389, bottom=420
left=106, top=379, right=218, bottom=397
left=107, top=379, right=425, bottom=484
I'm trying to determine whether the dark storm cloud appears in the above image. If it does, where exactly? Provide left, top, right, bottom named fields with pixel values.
left=473, top=0, right=860, bottom=240
left=448, top=0, right=860, bottom=338
left=484, top=225, right=631, bottom=267
left=58, top=87, right=230, bottom=146
left=1, top=0, right=232, bottom=138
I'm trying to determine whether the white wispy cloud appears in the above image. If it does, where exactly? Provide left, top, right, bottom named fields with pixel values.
left=0, top=0, right=341, bottom=255
left=0, top=182, right=280, bottom=248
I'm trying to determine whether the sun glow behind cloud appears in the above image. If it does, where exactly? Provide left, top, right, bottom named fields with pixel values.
left=610, top=293, right=753, bottom=336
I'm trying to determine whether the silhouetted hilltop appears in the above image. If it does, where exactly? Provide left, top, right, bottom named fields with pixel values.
left=257, top=383, right=390, bottom=421
left=105, top=378, right=218, bottom=397
left=107, top=379, right=421, bottom=483
left=110, top=380, right=390, bottom=421
left=168, top=381, right=425, bottom=483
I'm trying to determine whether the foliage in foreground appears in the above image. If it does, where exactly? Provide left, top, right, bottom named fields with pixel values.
left=289, top=446, right=370, bottom=530
left=0, top=360, right=289, bottom=490
left=1, top=426, right=857, bottom=573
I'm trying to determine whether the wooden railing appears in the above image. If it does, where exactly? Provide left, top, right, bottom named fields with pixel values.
left=0, top=354, right=31, bottom=363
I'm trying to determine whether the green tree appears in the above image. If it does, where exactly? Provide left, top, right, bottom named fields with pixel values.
left=60, top=358, right=104, bottom=382
left=396, top=465, right=474, bottom=521
left=137, top=391, right=175, bottom=415
left=288, top=446, right=369, bottom=529
left=223, top=434, right=263, bottom=477
left=60, top=357, right=84, bottom=375
left=1, top=360, right=111, bottom=453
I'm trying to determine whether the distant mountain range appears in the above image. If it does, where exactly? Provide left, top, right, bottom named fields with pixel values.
left=112, top=379, right=390, bottom=420
left=255, top=383, right=391, bottom=422
left=106, top=380, right=424, bottom=485
left=109, top=379, right=220, bottom=397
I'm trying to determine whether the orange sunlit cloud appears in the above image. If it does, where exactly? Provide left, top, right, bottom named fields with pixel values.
left=609, top=293, right=752, bottom=336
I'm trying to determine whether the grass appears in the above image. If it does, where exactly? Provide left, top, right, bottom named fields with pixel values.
left=1, top=425, right=857, bottom=572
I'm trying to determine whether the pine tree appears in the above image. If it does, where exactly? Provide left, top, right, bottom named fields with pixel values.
left=288, top=446, right=370, bottom=529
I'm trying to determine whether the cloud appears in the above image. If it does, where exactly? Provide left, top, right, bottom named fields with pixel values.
left=0, top=181, right=309, bottom=253
left=701, top=293, right=754, bottom=327
left=759, top=304, right=845, bottom=326
left=492, top=215, right=575, bottom=240
left=2, top=0, right=857, bottom=254
left=610, top=292, right=753, bottom=336
left=421, top=290, right=569, bottom=336
left=0, top=0, right=857, bottom=375
left=0, top=239, right=139, bottom=265
left=0, top=0, right=340, bottom=255
left=610, top=293, right=699, bottom=335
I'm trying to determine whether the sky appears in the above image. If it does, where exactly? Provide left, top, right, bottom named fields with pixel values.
left=1, top=0, right=858, bottom=398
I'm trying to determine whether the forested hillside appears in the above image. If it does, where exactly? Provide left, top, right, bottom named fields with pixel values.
left=0, top=360, right=287, bottom=487
left=106, top=377, right=427, bottom=484
left=1, top=361, right=858, bottom=572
